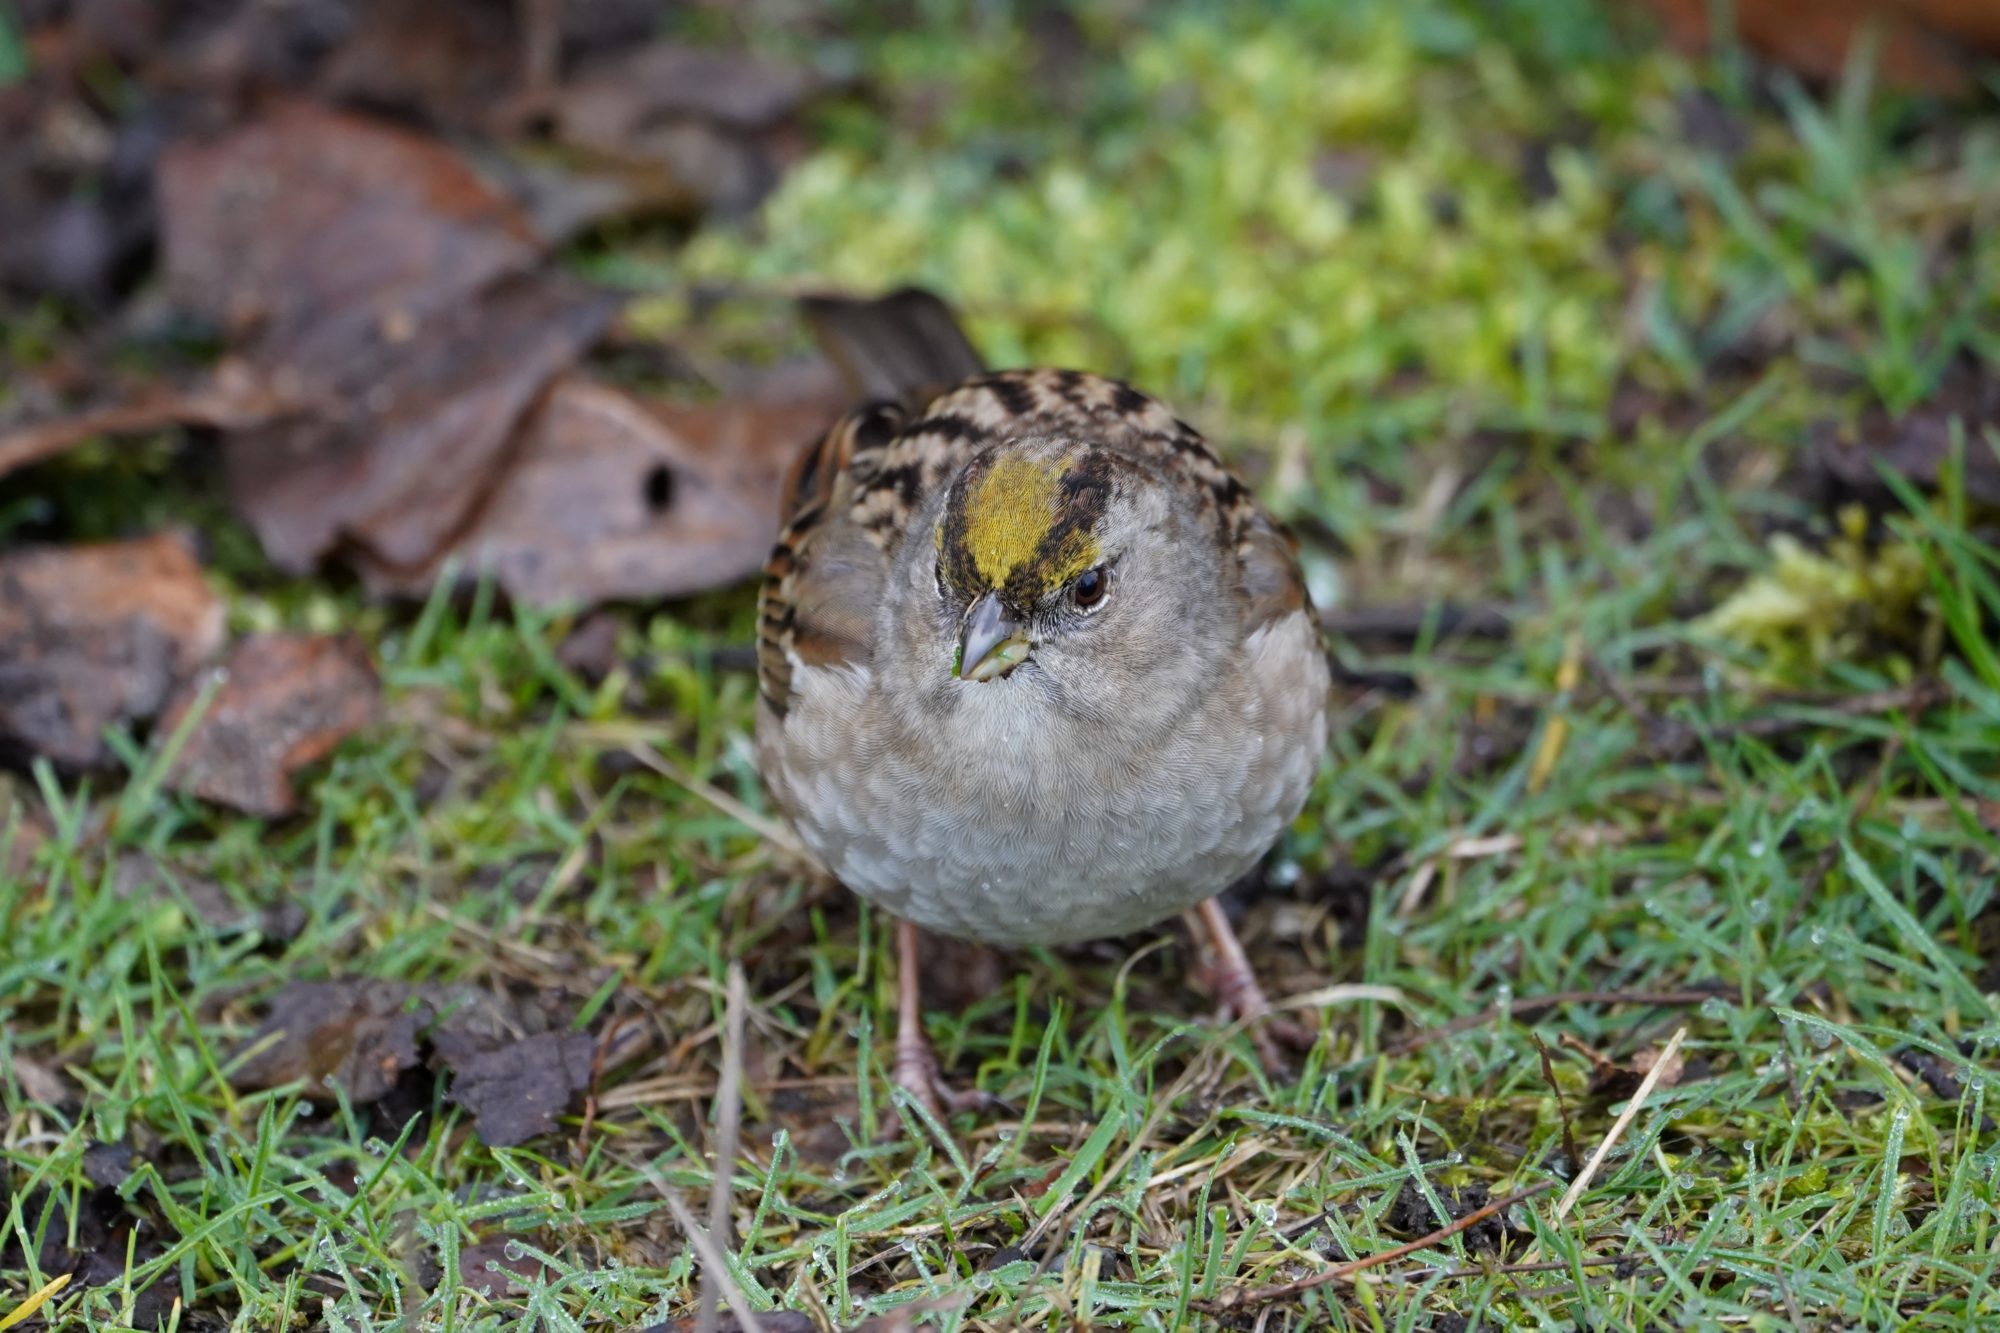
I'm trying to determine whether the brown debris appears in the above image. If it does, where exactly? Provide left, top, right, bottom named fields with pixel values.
left=231, top=978, right=441, bottom=1104
left=155, top=632, right=380, bottom=816
left=158, top=101, right=542, bottom=358
left=154, top=101, right=619, bottom=574
left=0, top=368, right=292, bottom=482
left=113, top=849, right=308, bottom=940
left=1383, top=1179, right=1525, bottom=1256
left=553, top=41, right=821, bottom=218
left=11, top=1051, right=76, bottom=1107
left=357, top=375, right=842, bottom=606
left=1643, top=0, right=2000, bottom=92
left=0, top=531, right=226, bottom=768
left=1561, top=1032, right=1689, bottom=1102
left=660, top=1314, right=819, bottom=1333
left=1810, top=370, right=2000, bottom=514
left=231, top=977, right=610, bottom=1146
left=446, top=1030, right=597, bottom=1147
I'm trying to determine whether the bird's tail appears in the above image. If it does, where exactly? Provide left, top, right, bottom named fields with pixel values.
left=801, top=286, right=987, bottom=406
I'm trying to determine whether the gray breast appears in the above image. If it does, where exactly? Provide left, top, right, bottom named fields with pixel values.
left=761, top=611, right=1329, bottom=947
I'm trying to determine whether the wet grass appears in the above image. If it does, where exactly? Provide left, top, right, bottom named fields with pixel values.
left=6, top=0, right=2000, bottom=1328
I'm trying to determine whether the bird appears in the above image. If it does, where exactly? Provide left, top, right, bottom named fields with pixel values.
left=755, top=288, right=1330, bottom=1115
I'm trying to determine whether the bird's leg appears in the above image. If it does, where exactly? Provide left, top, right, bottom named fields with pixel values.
left=891, top=919, right=997, bottom=1118
left=1186, top=898, right=1313, bottom=1074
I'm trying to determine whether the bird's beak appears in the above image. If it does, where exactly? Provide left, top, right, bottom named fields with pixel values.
left=956, top=592, right=1031, bottom=682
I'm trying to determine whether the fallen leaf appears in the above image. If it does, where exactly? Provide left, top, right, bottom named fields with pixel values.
left=224, top=274, right=618, bottom=573
left=0, top=531, right=226, bottom=768
left=357, top=375, right=842, bottom=606
left=316, top=0, right=522, bottom=131
left=231, top=978, right=582, bottom=1125
left=156, top=102, right=619, bottom=575
left=552, top=41, right=821, bottom=217
left=0, top=370, right=292, bottom=482
left=10, top=1052, right=76, bottom=1107
left=231, top=978, right=431, bottom=1103
left=1811, top=371, right=2000, bottom=514
left=1642, top=0, right=1998, bottom=92
left=159, top=632, right=380, bottom=817
left=158, top=100, right=539, bottom=358
left=446, top=1030, right=597, bottom=1147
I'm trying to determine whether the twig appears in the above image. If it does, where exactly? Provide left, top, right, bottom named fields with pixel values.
left=1533, top=1034, right=1582, bottom=1170
left=664, top=1193, right=763, bottom=1333
left=1199, top=1180, right=1557, bottom=1311
left=1553, top=1027, right=1688, bottom=1222
left=1385, top=988, right=1720, bottom=1056
left=600, top=735, right=806, bottom=856
left=697, top=963, right=750, bottom=1333
left=1377, top=1254, right=1638, bottom=1284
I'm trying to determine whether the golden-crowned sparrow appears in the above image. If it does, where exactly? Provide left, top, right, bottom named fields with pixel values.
left=756, top=290, right=1330, bottom=1113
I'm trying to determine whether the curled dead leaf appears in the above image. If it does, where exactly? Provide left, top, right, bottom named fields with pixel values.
left=160, top=633, right=381, bottom=818
left=357, top=375, right=843, bottom=607
left=0, top=531, right=225, bottom=768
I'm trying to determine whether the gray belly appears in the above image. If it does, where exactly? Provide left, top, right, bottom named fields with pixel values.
left=761, top=619, right=1330, bottom=947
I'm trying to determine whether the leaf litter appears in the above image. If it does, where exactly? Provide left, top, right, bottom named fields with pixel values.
left=229, top=976, right=629, bottom=1147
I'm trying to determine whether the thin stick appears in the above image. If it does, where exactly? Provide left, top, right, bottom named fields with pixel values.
left=1385, top=989, right=1716, bottom=1056
left=696, top=963, right=749, bottom=1333
left=666, top=1193, right=763, bottom=1333
left=1200, top=1180, right=1556, bottom=1311
left=1553, top=1026, right=1687, bottom=1222
left=612, top=737, right=806, bottom=856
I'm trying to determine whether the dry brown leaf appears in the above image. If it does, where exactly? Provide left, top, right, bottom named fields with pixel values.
left=357, top=375, right=842, bottom=606
left=154, top=102, right=620, bottom=573
left=159, top=633, right=380, bottom=817
left=222, top=274, right=617, bottom=572
left=0, top=531, right=226, bottom=768
left=552, top=41, right=821, bottom=217
left=446, top=1031, right=597, bottom=1147
left=231, top=978, right=433, bottom=1104
left=1643, top=0, right=1998, bottom=92
left=0, top=366, right=293, bottom=482
left=158, top=100, right=540, bottom=358
left=232, top=977, right=606, bottom=1147
left=1811, top=369, right=2000, bottom=513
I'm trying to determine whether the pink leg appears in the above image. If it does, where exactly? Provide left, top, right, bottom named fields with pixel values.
left=892, top=920, right=998, bottom=1117
left=1187, top=898, right=1313, bottom=1073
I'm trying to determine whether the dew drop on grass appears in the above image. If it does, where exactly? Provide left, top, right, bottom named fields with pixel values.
left=1748, top=897, right=1770, bottom=922
left=504, top=1240, right=528, bottom=1262
left=1700, top=997, right=1728, bottom=1021
left=1747, top=841, right=1767, bottom=858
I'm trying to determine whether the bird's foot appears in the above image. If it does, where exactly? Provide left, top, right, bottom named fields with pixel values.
left=891, top=1029, right=1000, bottom=1120
left=1188, top=899, right=1316, bottom=1076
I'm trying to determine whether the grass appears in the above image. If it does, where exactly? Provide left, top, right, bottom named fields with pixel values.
left=6, top=0, right=2000, bottom=1328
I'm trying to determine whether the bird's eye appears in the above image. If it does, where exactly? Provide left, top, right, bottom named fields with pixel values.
left=1072, top=566, right=1109, bottom=609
